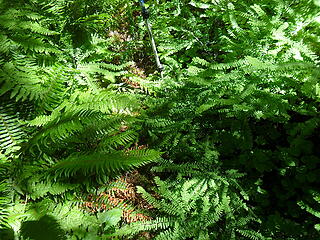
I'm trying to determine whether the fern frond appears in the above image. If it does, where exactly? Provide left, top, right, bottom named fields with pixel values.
left=26, top=176, right=76, bottom=200
left=0, top=34, right=12, bottom=54
left=97, top=130, right=138, bottom=150
left=145, top=118, right=175, bottom=128
left=237, top=229, right=265, bottom=240
left=0, top=60, right=67, bottom=111
left=0, top=101, right=26, bottom=152
left=120, top=173, right=259, bottom=239
left=298, top=192, right=320, bottom=231
left=0, top=181, right=10, bottom=228
left=136, top=186, right=167, bottom=213
left=25, top=90, right=139, bottom=149
left=114, top=217, right=172, bottom=237
left=154, top=228, right=179, bottom=240
left=49, top=149, right=161, bottom=179
left=66, top=90, right=139, bottom=116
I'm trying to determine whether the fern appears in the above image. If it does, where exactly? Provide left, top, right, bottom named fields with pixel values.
left=0, top=6, right=59, bottom=55
left=299, top=191, right=320, bottom=231
left=141, top=1, right=320, bottom=239
left=0, top=0, right=318, bottom=239
left=237, top=229, right=266, bottom=240
left=0, top=181, right=11, bottom=228
left=1, top=61, right=69, bottom=111
left=16, top=197, right=124, bottom=239
left=21, top=90, right=141, bottom=160
left=0, top=0, right=165, bottom=239
left=25, top=176, right=76, bottom=200
left=97, top=130, right=139, bottom=150
left=115, top=174, right=263, bottom=240
left=50, top=149, right=161, bottom=180
left=0, top=101, right=26, bottom=153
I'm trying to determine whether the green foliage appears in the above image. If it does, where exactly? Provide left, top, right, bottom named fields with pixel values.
left=299, top=191, right=320, bottom=232
left=14, top=198, right=123, bottom=239
left=50, top=149, right=160, bottom=180
left=0, top=0, right=156, bottom=182
left=20, top=215, right=66, bottom=240
left=0, top=0, right=158, bottom=238
left=0, top=0, right=319, bottom=239
left=0, top=101, right=26, bottom=154
left=115, top=174, right=265, bottom=240
left=0, top=181, right=10, bottom=228
left=138, top=0, right=320, bottom=239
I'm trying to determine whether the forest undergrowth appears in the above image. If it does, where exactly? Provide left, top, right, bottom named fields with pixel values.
left=0, top=0, right=320, bottom=239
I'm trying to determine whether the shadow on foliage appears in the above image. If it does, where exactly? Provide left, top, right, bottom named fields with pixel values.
left=20, top=215, right=66, bottom=240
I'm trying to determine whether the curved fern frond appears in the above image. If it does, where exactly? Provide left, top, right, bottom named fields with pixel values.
left=49, top=149, right=161, bottom=180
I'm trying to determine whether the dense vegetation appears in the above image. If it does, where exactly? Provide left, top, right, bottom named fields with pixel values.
left=0, top=0, right=319, bottom=239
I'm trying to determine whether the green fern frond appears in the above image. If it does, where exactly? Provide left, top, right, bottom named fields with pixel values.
left=145, top=118, right=175, bottom=128
left=298, top=191, right=320, bottom=231
left=97, top=130, right=138, bottom=150
left=0, top=63, right=40, bottom=100
left=237, top=229, right=265, bottom=240
left=154, top=228, right=180, bottom=240
left=118, top=173, right=260, bottom=239
left=0, top=181, right=10, bottom=228
left=114, top=217, right=172, bottom=237
left=0, top=34, right=12, bottom=54
left=77, top=62, right=126, bottom=84
left=0, top=7, right=58, bottom=34
left=26, top=176, right=76, bottom=200
left=0, top=60, right=67, bottom=111
left=0, top=101, right=26, bottom=152
left=38, top=119, right=83, bottom=144
left=18, top=38, right=59, bottom=54
left=49, top=149, right=161, bottom=179
left=25, top=89, right=139, bottom=149
left=66, top=90, right=139, bottom=116
left=136, top=185, right=172, bottom=214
